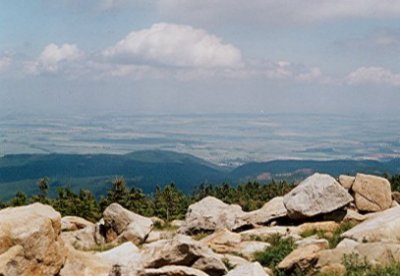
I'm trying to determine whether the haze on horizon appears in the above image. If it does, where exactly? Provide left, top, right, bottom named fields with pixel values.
left=1, top=1, right=400, bottom=117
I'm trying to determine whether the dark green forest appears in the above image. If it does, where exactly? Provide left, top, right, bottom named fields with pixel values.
left=0, top=176, right=294, bottom=222
left=1, top=150, right=399, bottom=200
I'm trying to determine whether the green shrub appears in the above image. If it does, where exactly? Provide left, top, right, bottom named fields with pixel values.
left=333, top=252, right=400, bottom=276
left=368, top=263, right=400, bottom=276
left=153, top=221, right=178, bottom=231
left=342, top=253, right=371, bottom=276
left=328, top=221, right=358, bottom=249
left=253, top=234, right=296, bottom=271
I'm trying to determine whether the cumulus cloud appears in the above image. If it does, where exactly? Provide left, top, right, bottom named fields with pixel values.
left=38, top=43, right=84, bottom=71
left=103, top=23, right=242, bottom=68
left=26, top=43, right=84, bottom=74
left=14, top=25, right=324, bottom=84
left=347, top=66, right=400, bottom=86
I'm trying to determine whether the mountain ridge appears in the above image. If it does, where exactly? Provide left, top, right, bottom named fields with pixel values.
left=0, top=150, right=399, bottom=200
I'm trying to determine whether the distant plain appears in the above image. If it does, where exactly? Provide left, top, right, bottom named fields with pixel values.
left=1, top=113, right=399, bottom=167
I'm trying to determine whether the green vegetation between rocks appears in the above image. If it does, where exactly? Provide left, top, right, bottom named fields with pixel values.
left=84, top=242, right=120, bottom=252
left=152, top=221, right=179, bottom=231
left=300, top=221, right=358, bottom=249
left=318, top=253, right=400, bottom=276
left=253, top=234, right=297, bottom=274
left=222, top=257, right=236, bottom=271
left=191, top=232, right=210, bottom=241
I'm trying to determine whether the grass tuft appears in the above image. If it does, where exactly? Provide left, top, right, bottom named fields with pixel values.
left=222, top=257, right=236, bottom=271
left=191, top=232, right=209, bottom=241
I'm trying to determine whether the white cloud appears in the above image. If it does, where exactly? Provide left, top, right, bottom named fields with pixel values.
left=103, top=23, right=242, bottom=68
left=347, top=66, right=400, bottom=86
left=296, top=67, right=322, bottom=82
left=0, top=56, right=12, bottom=73
left=239, top=60, right=324, bottom=83
left=38, top=43, right=84, bottom=72
left=90, top=57, right=325, bottom=83
left=87, top=61, right=167, bottom=80
left=15, top=30, right=324, bottom=84
left=27, top=43, right=84, bottom=74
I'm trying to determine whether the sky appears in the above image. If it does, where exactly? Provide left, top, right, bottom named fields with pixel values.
left=1, top=0, right=400, bottom=116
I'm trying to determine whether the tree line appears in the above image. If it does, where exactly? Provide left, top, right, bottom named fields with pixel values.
left=1, top=174, right=399, bottom=223
left=0, top=176, right=294, bottom=222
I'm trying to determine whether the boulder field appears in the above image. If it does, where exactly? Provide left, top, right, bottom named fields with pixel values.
left=0, top=172, right=398, bottom=275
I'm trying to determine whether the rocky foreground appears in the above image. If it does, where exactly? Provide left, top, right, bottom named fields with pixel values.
left=1, top=173, right=400, bottom=275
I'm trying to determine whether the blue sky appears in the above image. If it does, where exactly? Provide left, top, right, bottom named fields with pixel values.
left=1, top=0, right=400, bottom=116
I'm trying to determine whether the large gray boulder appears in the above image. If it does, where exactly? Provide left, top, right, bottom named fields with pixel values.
left=277, top=242, right=328, bottom=271
left=283, top=173, right=353, bottom=219
left=59, top=244, right=112, bottom=276
left=352, top=173, right=392, bottom=212
left=226, top=262, right=269, bottom=276
left=103, top=203, right=153, bottom=245
left=96, top=242, right=141, bottom=267
left=179, top=196, right=247, bottom=234
left=238, top=241, right=270, bottom=260
left=240, top=226, right=299, bottom=241
left=200, top=228, right=270, bottom=258
left=200, top=228, right=242, bottom=253
left=242, top=197, right=287, bottom=226
left=140, top=265, right=209, bottom=276
left=338, top=175, right=355, bottom=190
left=96, top=242, right=142, bottom=275
left=142, top=234, right=227, bottom=276
left=218, top=254, right=250, bottom=267
left=61, top=216, right=94, bottom=232
left=61, top=224, right=100, bottom=250
left=341, top=205, right=400, bottom=242
left=0, top=203, right=66, bottom=276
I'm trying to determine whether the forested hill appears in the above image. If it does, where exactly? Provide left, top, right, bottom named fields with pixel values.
left=0, top=150, right=399, bottom=200
left=0, top=150, right=227, bottom=199
left=230, top=159, right=400, bottom=183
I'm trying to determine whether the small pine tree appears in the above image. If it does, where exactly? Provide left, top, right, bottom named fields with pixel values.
left=38, top=177, right=49, bottom=197
left=78, top=189, right=101, bottom=222
left=154, top=183, right=189, bottom=221
left=100, top=176, right=130, bottom=210
left=31, top=177, right=51, bottom=204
